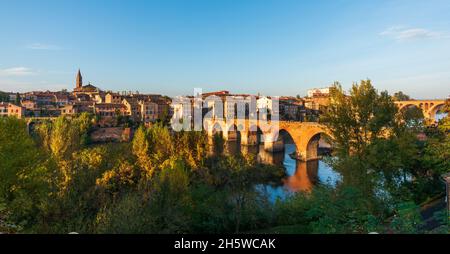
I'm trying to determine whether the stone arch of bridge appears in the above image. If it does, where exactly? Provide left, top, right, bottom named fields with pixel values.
left=208, top=121, right=225, bottom=137
left=262, top=122, right=332, bottom=161
left=397, top=102, right=421, bottom=111
left=240, top=124, right=263, bottom=146
left=428, top=103, right=446, bottom=121
left=224, top=123, right=242, bottom=142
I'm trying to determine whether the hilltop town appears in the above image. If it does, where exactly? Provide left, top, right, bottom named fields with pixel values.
left=0, top=70, right=335, bottom=126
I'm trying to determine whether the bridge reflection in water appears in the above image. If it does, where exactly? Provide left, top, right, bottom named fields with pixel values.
left=224, top=141, right=341, bottom=201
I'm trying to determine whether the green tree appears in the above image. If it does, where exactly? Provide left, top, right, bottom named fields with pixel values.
left=146, top=123, right=175, bottom=165
left=174, top=131, right=208, bottom=169
left=131, top=126, right=153, bottom=177
left=0, top=117, right=41, bottom=200
left=35, top=145, right=110, bottom=233
left=274, top=186, right=385, bottom=234
left=98, top=158, right=194, bottom=234
left=321, top=80, right=398, bottom=157
left=49, top=115, right=92, bottom=160
left=0, top=91, right=9, bottom=102
left=95, top=192, right=154, bottom=234
left=399, top=106, right=425, bottom=132
left=388, top=202, right=423, bottom=234
left=147, top=159, right=192, bottom=233
left=158, top=106, right=170, bottom=125
left=14, top=92, right=21, bottom=106
left=0, top=117, right=51, bottom=231
left=422, top=134, right=450, bottom=176
left=392, top=91, right=411, bottom=101
left=96, top=159, right=139, bottom=196
left=320, top=80, right=428, bottom=208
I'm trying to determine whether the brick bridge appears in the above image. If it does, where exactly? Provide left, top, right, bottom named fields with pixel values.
left=395, top=100, right=446, bottom=122
left=205, top=119, right=331, bottom=161
left=26, top=117, right=56, bottom=133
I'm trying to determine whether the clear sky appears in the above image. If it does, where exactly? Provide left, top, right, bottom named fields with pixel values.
left=0, top=0, right=449, bottom=98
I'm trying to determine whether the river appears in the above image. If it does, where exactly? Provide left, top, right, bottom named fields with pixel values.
left=224, top=141, right=342, bottom=201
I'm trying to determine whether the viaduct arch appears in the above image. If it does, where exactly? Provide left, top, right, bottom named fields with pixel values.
left=395, top=100, right=446, bottom=122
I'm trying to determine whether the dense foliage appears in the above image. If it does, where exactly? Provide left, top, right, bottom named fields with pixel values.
left=0, top=114, right=285, bottom=233
left=0, top=83, right=449, bottom=234
left=320, top=80, right=449, bottom=233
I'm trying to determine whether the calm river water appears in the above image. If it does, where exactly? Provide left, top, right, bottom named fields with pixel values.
left=224, top=141, right=342, bottom=201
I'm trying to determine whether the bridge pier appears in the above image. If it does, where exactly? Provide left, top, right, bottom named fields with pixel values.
left=26, top=120, right=33, bottom=134
left=241, top=132, right=258, bottom=146
left=222, top=130, right=229, bottom=141
left=296, top=134, right=322, bottom=161
left=263, top=139, right=285, bottom=152
left=225, top=131, right=239, bottom=141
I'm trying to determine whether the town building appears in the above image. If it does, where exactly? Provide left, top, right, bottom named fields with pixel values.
left=61, top=101, right=94, bottom=116
left=139, top=100, right=159, bottom=124
left=105, top=92, right=123, bottom=104
left=0, top=102, right=9, bottom=117
left=61, top=104, right=78, bottom=116
left=304, top=97, right=330, bottom=111
left=21, top=100, right=38, bottom=110
left=93, top=103, right=126, bottom=118
left=8, top=93, right=18, bottom=103
left=7, top=103, right=25, bottom=119
left=122, top=97, right=141, bottom=121
left=256, top=96, right=273, bottom=112
left=171, top=96, right=194, bottom=122
left=156, top=98, right=171, bottom=120
left=93, top=93, right=106, bottom=103
left=280, top=100, right=305, bottom=121
left=21, top=100, right=42, bottom=117
left=53, top=93, right=70, bottom=106
left=202, top=90, right=230, bottom=98
left=75, top=93, right=92, bottom=102
left=26, top=92, right=55, bottom=106
left=307, top=87, right=333, bottom=98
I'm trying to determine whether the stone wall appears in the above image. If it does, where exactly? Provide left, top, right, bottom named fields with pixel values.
left=90, top=127, right=132, bottom=143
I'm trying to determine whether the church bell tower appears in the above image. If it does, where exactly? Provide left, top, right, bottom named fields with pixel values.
left=76, top=69, right=83, bottom=90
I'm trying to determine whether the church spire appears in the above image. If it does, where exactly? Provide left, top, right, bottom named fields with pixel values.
left=76, top=69, right=83, bottom=89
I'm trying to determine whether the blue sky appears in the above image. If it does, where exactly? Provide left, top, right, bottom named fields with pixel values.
left=0, top=0, right=449, bottom=98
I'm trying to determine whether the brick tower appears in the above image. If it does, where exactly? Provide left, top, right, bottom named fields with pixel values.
left=76, top=69, right=83, bottom=90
